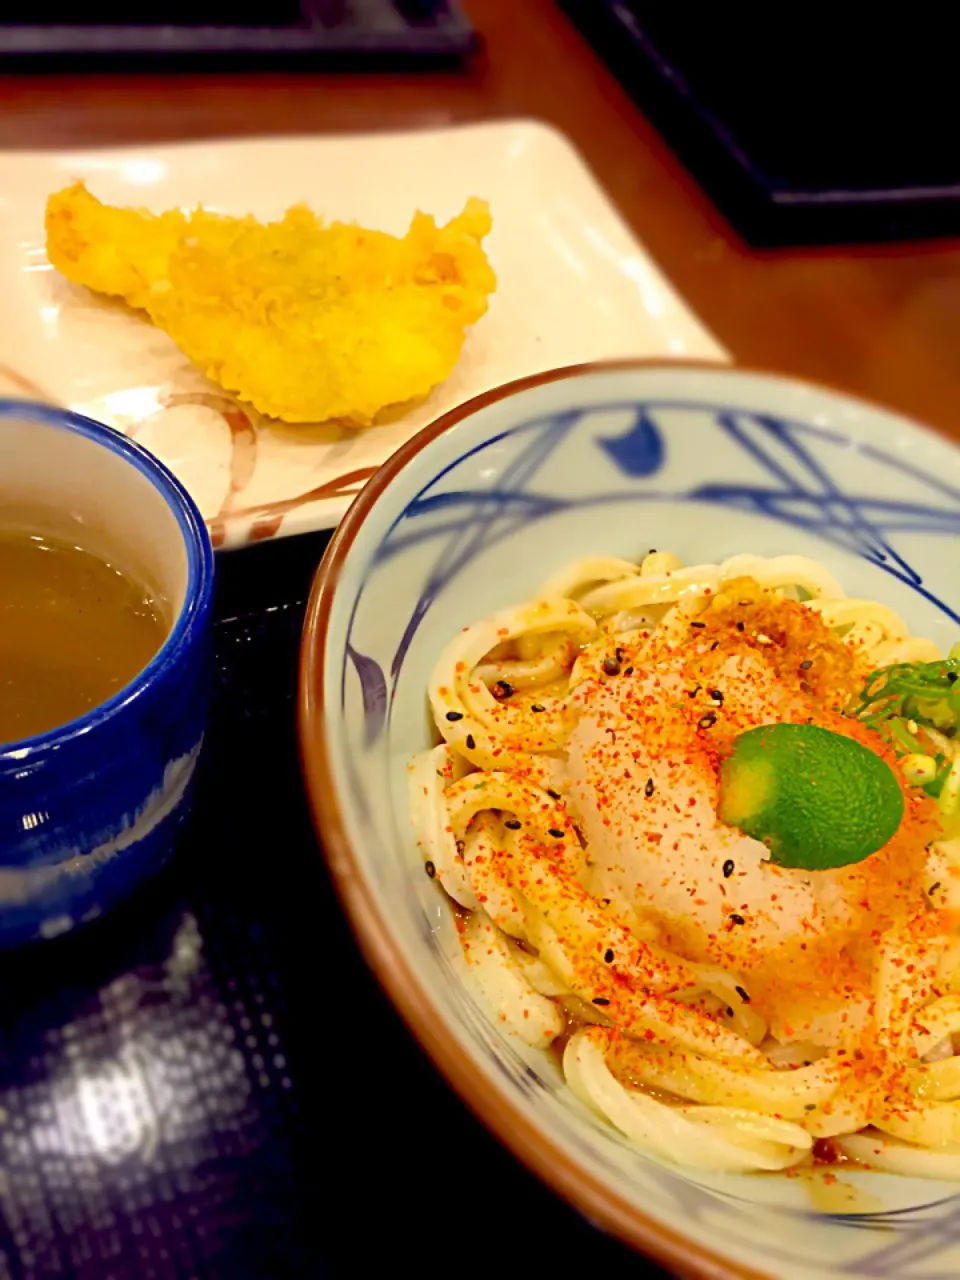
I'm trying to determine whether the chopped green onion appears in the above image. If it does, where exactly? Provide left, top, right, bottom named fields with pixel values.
left=887, top=718, right=922, bottom=755
left=851, top=653, right=960, bottom=796
left=927, top=756, right=956, bottom=799
left=851, top=655, right=960, bottom=740
left=940, top=758, right=960, bottom=818
left=903, top=753, right=938, bottom=787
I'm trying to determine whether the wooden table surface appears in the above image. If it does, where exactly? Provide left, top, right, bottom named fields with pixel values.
left=1, top=0, right=958, bottom=439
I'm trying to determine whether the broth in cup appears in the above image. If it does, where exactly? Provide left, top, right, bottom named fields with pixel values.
left=0, top=527, right=170, bottom=744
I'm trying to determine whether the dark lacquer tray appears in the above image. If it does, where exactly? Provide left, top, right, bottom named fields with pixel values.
left=0, top=0, right=475, bottom=67
left=0, top=531, right=655, bottom=1279
left=560, top=0, right=960, bottom=247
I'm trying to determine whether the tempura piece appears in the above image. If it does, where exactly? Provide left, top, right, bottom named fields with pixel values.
left=45, top=182, right=497, bottom=426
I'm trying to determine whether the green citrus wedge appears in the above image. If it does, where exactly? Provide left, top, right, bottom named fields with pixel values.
left=718, top=722, right=904, bottom=871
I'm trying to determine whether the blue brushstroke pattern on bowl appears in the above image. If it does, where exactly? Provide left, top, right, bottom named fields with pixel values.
left=302, top=363, right=960, bottom=1280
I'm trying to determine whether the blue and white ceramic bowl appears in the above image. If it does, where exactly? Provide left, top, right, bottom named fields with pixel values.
left=300, top=364, right=960, bottom=1280
left=0, top=400, right=213, bottom=947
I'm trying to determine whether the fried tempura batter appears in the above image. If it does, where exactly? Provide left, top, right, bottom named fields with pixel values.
left=45, top=182, right=496, bottom=426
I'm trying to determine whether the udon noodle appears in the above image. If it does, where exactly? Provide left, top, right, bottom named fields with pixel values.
left=409, top=551, right=960, bottom=1176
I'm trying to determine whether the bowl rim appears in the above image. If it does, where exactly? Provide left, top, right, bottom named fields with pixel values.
left=299, top=358, right=954, bottom=1279
left=0, top=399, right=214, bottom=764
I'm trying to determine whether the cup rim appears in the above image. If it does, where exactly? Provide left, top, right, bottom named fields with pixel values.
left=0, top=399, right=214, bottom=763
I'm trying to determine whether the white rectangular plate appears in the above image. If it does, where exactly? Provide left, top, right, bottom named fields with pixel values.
left=0, top=121, right=728, bottom=548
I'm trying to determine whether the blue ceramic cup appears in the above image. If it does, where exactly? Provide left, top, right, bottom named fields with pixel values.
left=0, top=400, right=214, bottom=946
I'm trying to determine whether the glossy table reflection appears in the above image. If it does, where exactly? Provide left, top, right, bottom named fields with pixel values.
left=0, top=533, right=660, bottom=1279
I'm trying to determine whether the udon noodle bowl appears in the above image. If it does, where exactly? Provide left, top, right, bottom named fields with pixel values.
left=409, top=551, right=960, bottom=1178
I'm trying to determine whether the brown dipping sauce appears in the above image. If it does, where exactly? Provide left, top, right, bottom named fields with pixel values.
left=0, top=528, right=169, bottom=744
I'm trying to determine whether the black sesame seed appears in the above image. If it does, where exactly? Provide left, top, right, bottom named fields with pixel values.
left=455, top=839, right=465, bottom=855
left=644, top=778, right=655, bottom=798
left=604, top=949, right=614, bottom=963
left=591, top=997, right=610, bottom=1007
left=726, top=1007, right=735, bottom=1018
left=710, top=640, right=719, bottom=651
left=445, top=710, right=463, bottom=722
left=709, top=689, right=724, bottom=704
left=729, top=913, right=745, bottom=926
left=690, top=620, right=706, bottom=628
left=722, top=859, right=735, bottom=879
left=465, top=734, right=476, bottom=750
left=494, top=680, right=514, bottom=699
left=549, top=828, right=565, bottom=839
left=624, top=666, right=634, bottom=676
left=800, top=659, right=813, bottom=670
left=805, top=1103, right=816, bottom=1111
left=736, top=621, right=744, bottom=632
left=735, top=985, right=751, bottom=1003
left=615, top=647, right=624, bottom=662
left=505, top=819, right=522, bottom=830
left=547, top=789, right=561, bottom=800
left=698, top=711, right=717, bottom=729
left=648, top=548, right=657, bottom=555
left=531, top=704, right=546, bottom=713
left=688, top=684, right=702, bottom=699
left=602, top=656, right=621, bottom=676
left=929, top=882, right=942, bottom=896
left=424, top=860, right=437, bottom=879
